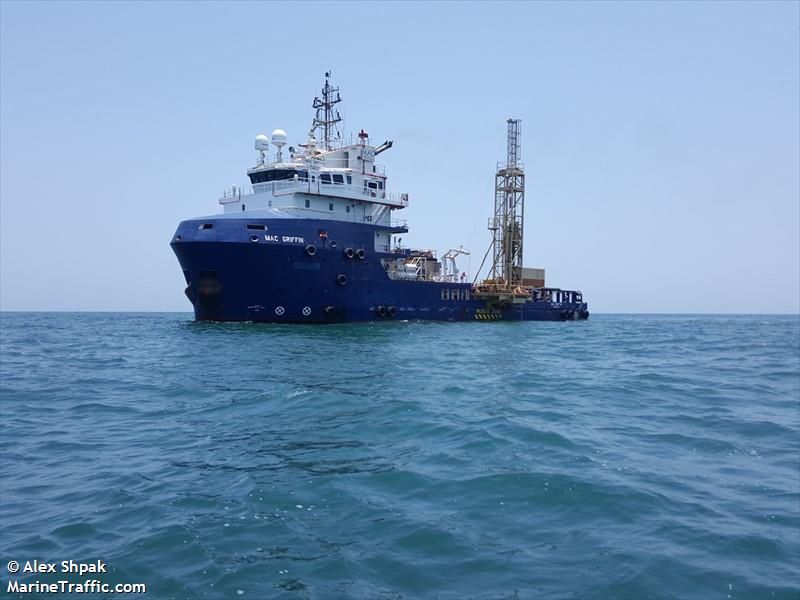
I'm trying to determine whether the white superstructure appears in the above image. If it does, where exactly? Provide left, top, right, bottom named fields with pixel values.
left=218, top=74, right=408, bottom=230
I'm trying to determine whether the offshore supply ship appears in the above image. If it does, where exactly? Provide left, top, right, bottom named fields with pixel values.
left=171, top=74, right=588, bottom=323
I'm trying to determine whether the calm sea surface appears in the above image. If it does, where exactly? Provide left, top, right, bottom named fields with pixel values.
left=1, top=313, right=798, bottom=599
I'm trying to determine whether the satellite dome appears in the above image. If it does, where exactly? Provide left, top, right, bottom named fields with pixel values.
left=254, top=134, right=269, bottom=151
left=271, top=129, right=288, bottom=147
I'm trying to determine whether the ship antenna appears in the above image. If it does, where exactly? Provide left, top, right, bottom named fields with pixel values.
left=311, top=71, right=343, bottom=150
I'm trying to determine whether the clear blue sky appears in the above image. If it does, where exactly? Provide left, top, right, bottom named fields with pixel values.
left=1, top=1, right=798, bottom=313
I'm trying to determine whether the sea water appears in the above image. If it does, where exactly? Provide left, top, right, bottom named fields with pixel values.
left=1, top=313, right=798, bottom=598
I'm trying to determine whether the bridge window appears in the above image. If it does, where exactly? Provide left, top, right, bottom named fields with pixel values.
left=329, top=203, right=334, bottom=211
left=248, top=169, right=308, bottom=184
left=346, top=206, right=350, bottom=213
left=333, top=174, right=344, bottom=184
left=320, top=173, right=332, bottom=184
left=347, top=175, right=352, bottom=184
left=305, top=199, right=310, bottom=208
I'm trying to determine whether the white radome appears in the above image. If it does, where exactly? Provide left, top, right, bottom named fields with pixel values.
left=271, top=128, right=288, bottom=147
left=254, top=134, right=269, bottom=151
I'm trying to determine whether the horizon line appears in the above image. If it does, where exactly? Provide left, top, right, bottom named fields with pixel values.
left=1, top=310, right=799, bottom=317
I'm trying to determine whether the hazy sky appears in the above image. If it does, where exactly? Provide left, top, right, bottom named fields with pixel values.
left=1, top=1, right=798, bottom=313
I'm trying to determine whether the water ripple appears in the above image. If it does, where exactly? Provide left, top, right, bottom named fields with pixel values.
left=1, top=313, right=798, bottom=599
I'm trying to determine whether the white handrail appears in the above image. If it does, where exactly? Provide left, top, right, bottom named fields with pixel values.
left=219, top=178, right=409, bottom=207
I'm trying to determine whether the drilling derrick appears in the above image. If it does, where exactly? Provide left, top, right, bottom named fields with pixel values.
left=479, top=119, right=526, bottom=299
left=491, top=119, right=525, bottom=287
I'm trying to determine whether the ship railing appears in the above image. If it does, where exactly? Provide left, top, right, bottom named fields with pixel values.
left=496, top=161, right=525, bottom=172
left=384, top=271, right=466, bottom=283
left=220, top=179, right=408, bottom=206
left=219, top=184, right=255, bottom=203
left=532, top=288, right=584, bottom=304
left=317, top=156, right=386, bottom=175
left=269, top=179, right=408, bottom=206
left=390, top=218, right=408, bottom=229
left=381, top=190, right=409, bottom=205
left=472, top=282, right=584, bottom=304
left=310, top=136, right=356, bottom=151
left=271, top=179, right=306, bottom=194
left=314, top=156, right=348, bottom=168
left=251, top=139, right=387, bottom=170
left=312, top=182, right=406, bottom=205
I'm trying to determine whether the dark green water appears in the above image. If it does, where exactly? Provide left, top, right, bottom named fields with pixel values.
left=1, top=313, right=798, bottom=599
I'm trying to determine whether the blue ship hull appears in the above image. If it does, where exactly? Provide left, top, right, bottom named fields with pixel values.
left=171, top=216, right=588, bottom=323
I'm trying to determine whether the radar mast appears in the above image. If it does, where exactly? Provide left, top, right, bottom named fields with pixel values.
left=312, top=71, right=343, bottom=150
